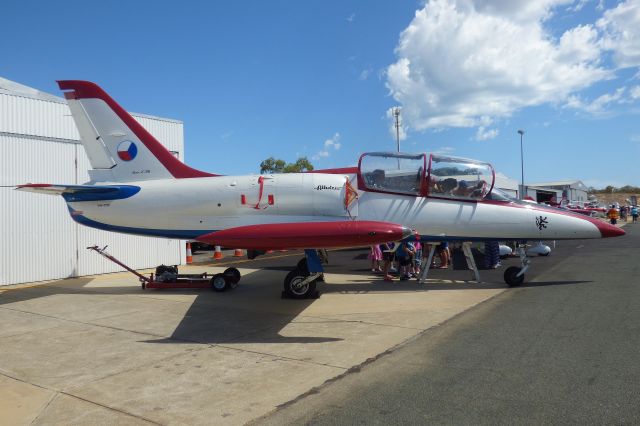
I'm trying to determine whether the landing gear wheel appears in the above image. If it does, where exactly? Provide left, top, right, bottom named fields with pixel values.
left=296, top=258, right=309, bottom=275
left=283, top=268, right=317, bottom=299
left=223, top=267, right=241, bottom=288
left=211, top=273, right=229, bottom=292
left=296, top=257, right=325, bottom=282
left=504, top=266, right=525, bottom=287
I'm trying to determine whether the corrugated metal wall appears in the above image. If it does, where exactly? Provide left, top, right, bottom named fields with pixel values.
left=1, top=90, right=185, bottom=286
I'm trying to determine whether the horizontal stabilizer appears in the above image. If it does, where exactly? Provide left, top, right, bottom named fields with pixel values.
left=15, top=183, right=140, bottom=202
left=195, top=221, right=413, bottom=250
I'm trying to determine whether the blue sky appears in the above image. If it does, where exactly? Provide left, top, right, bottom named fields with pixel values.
left=2, top=0, right=639, bottom=188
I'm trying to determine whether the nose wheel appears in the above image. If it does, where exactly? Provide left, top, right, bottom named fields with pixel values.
left=504, top=266, right=525, bottom=287
left=504, top=245, right=529, bottom=287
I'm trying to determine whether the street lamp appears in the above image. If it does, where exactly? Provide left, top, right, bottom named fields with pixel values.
left=518, top=129, right=525, bottom=200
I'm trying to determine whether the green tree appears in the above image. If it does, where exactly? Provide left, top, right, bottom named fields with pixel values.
left=260, top=157, right=314, bottom=174
left=283, top=157, right=314, bottom=173
left=259, top=157, right=286, bottom=174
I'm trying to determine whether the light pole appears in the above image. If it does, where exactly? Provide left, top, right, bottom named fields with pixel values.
left=518, top=129, right=525, bottom=199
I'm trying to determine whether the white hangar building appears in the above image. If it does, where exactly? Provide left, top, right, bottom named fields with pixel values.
left=526, top=180, right=589, bottom=204
left=0, top=77, right=185, bottom=286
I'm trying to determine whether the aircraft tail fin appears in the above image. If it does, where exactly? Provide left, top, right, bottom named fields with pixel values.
left=58, top=80, right=216, bottom=182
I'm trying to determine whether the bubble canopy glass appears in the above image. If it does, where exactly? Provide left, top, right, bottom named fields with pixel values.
left=359, top=152, right=426, bottom=195
left=427, top=154, right=495, bottom=199
left=358, top=152, right=495, bottom=200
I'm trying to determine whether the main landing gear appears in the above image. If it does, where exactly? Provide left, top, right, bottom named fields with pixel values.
left=282, top=249, right=324, bottom=299
left=504, top=244, right=529, bottom=287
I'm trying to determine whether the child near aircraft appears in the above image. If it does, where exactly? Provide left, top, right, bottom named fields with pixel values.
left=381, top=242, right=395, bottom=281
left=397, top=242, right=416, bottom=280
left=436, top=242, right=450, bottom=269
left=369, top=245, right=383, bottom=272
left=412, top=241, right=422, bottom=276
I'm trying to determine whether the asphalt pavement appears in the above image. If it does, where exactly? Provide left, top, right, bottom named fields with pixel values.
left=257, top=224, right=640, bottom=425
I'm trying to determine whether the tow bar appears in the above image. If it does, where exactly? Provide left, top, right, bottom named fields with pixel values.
left=86, top=245, right=241, bottom=292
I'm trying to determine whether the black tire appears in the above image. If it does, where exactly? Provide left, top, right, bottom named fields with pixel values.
left=211, top=273, right=229, bottom=292
left=504, top=266, right=525, bottom=287
left=539, top=252, right=550, bottom=257
left=296, top=258, right=309, bottom=275
left=223, top=267, right=241, bottom=285
left=284, top=268, right=317, bottom=299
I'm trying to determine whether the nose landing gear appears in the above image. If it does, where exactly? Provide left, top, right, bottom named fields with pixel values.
left=504, top=245, right=529, bottom=287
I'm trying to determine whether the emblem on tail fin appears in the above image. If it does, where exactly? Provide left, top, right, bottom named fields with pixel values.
left=116, top=140, right=138, bottom=161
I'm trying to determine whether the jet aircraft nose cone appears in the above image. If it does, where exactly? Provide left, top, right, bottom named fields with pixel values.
left=401, top=226, right=414, bottom=239
left=596, top=222, right=625, bottom=238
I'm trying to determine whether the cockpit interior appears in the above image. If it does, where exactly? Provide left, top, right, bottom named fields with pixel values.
left=358, top=152, right=496, bottom=201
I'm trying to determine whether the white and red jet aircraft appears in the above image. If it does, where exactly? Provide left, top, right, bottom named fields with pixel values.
left=17, top=81, right=624, bottom=297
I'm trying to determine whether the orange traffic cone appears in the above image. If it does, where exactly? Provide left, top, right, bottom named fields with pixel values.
left=233, top=248, right=244, bottom=257
left=213, top=245, right=223, bottom=260
left=186, top=242, right=193, bottom=264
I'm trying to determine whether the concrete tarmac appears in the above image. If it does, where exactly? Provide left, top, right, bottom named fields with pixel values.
left=257, top=225, right=639, bottom=425
left=1, top=245, right=517, bottom=425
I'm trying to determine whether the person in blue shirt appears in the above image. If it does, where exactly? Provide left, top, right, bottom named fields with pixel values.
left=396, top=242, right=416, bottom=280
left=631, top=206, right=638, bottom=223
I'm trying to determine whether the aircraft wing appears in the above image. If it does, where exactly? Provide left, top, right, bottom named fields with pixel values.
left=15, top=183, right=140, bottom=202
left=195, top=221, right=413, bottom=250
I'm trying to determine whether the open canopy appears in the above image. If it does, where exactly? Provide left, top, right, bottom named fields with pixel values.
left=358, top=152, right=495, bottom=200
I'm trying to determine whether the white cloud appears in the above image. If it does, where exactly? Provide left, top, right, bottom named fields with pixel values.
left=597, top=0, right=640, bottom=68
left=475, top=126, right=499, bottom=140
left=359, top=68, right=372, bottom=80
left=347, top=13, right=356, bottom=23
left=630, top=85, right=640, bottom=100
left=566, top=0, right=590, bottom=12
left=565, top=86, right=628, bottom=114
left=385, top=0, right=615, bottom=133
left=313, top=133, right=341, bottom=160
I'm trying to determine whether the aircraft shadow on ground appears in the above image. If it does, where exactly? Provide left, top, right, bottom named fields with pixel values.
left=0, top=277, right=342, bottom=346
left=0, top=270, right=591, bottom=347
left=147, top=292, right=343, bottom=345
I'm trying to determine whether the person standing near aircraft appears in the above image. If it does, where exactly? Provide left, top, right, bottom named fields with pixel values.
left=436, top=242, right=450, bottom=269
left=631, top=206, right=638, bottom=223
left=607, top=205, right=619, bottom=225
left=397, top=241, right=416, bottom=280
left=369, top=245, right=383, bottom=272
left=381, top=242, right=395, bottom=282
left=412, top=241, right=422, bottom=277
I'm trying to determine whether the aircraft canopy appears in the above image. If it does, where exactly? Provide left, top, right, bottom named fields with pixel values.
left=358, top=152, right=495, bottom=200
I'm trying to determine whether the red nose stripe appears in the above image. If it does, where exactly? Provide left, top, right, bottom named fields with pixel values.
left=591, top=220, right=626, bottom=238
left=565, top=211, right=626, bottom=238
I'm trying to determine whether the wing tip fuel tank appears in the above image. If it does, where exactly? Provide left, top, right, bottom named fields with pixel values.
left=196, top=221, right=412, bottom=250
